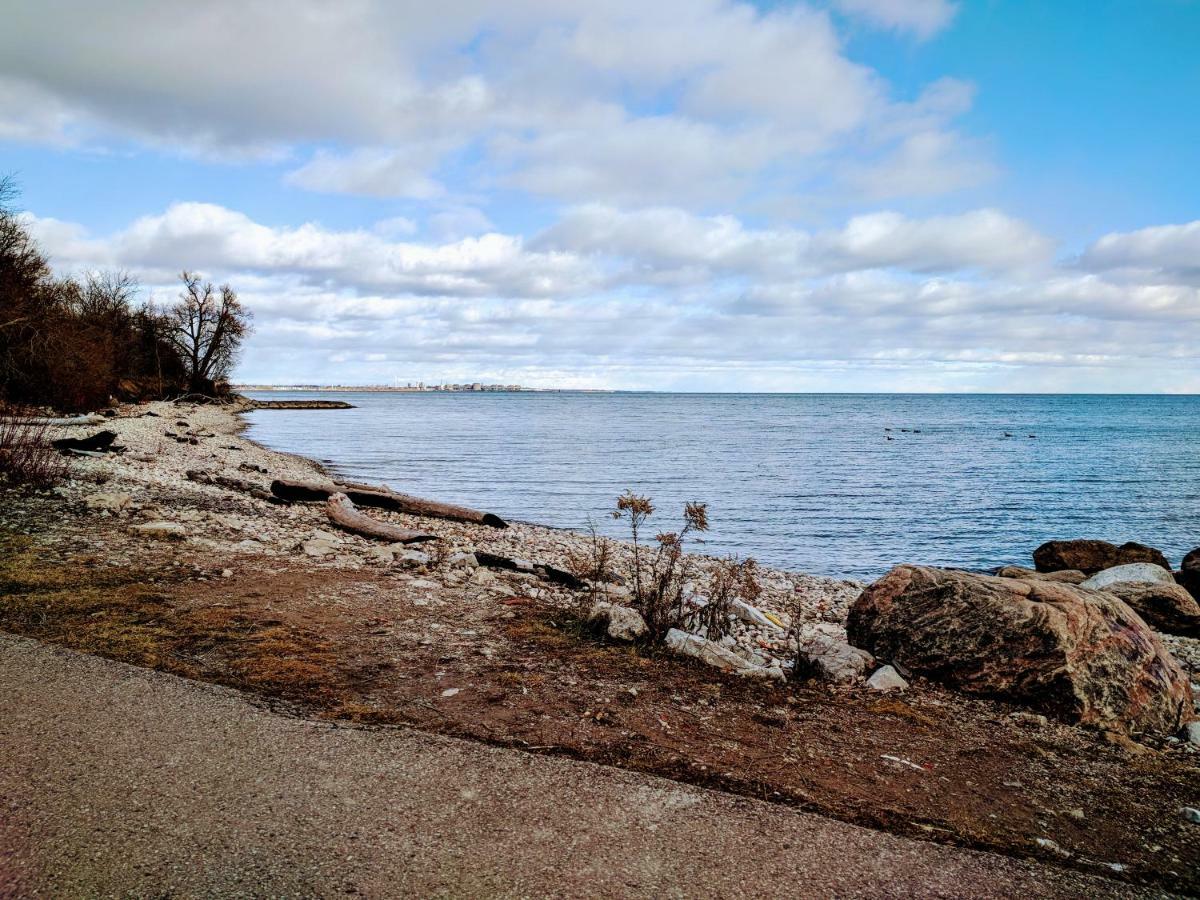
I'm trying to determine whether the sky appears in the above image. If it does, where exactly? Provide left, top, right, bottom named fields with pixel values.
left=1, top=0, right=1198, bottom=392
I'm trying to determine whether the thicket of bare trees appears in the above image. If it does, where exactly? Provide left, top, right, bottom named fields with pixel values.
left=0, top=175, right=250, bottom=411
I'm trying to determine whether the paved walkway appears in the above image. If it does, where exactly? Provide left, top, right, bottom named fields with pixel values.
left=0, top=634, right=1145, bottom=898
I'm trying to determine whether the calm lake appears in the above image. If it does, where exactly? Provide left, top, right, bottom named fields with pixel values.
left=243, top=392, right=1200, bottom=581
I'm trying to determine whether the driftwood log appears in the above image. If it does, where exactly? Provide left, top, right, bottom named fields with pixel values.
left=51, top=430, right=117, bottom=453
left=271, top=477, right=507, bottom=528
left=21, top=414, right=106, bottom=426
left=186, top=469, right=273, bottom=499
left=474, top=551, right=586, bottom=590
left=326, top=493, right=437, bottom=544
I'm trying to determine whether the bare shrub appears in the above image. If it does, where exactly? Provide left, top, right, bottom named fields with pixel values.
left=691, top=556, right=761, bottom=643
left=564, top=518, right=615, bottom=615
left=0, top=410, right=70, bottom=487
left=781, top=590, right=821, bottom=682
left=612, top=491, right=709, bottom=643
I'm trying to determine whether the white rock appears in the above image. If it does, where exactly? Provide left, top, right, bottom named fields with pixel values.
left=447, top=551, right=479, bottom=568
left=1182, top=807, right=1200, bottom=824
left=471, top=567, right=497, bottom=586
left=666, top=628, right=752, bottom=672
left=796, top=633, right=874, bottom=682
left=1184, top=720, right=1200, bottom=747
left=588, top=601, right=647, bottom=642
left=394, top=548, right=431, bottom=567
left=867, top=665, right=909, bottom=692
left=128, top=521, right=187, bottom=540
left=664, top=628, right=783, bottom=680
left=368, top=546, right=395, bottom=564
left=731, top=598, right=784, bottom=630
left=302, top=539, right=336, bottom=557
left=1080, top=563, right=1176, bottom=591
left=86, top=492, right=131, bottom=513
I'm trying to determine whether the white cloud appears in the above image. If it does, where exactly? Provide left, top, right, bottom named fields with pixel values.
left=537, top=205, right=1052, bottom=276
left=1080, top=220, right=1200, bottom=283
left=23, top=201, right=1200, bottom=391
left=286, top=148, right=446, bottom=199
left=830, top=0, right=958, bottom=39
left=0, top=0, right=985, bottom=207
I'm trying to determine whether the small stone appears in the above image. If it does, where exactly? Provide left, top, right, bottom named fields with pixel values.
left=1066, top=808, right=1085, bottom=820
left=441, top=688, right=461, bottom=698
left=394, top=548, right=431, bottom=567
left=1009, top=711, right=1049, bottom=727
left=447, top=552, right=479, bottom=568
left=1181, top=807, right=1200, bottom=824
left=587, top=601, right=648, bottom=642
left=128, top=521, right=187, bottom=540
left=1034, top=837, right=1071, bottom=858
left=368, top=546, right=395, bottom=564
left=1183, top=721, right=1200, bottom=747
left=867, top=665, right=909, bottom=692
left=221, top=568, right=232, bottom=578
left=303, top=539, right=335, bottom=557
left=86, top=492, right=131, bottom=513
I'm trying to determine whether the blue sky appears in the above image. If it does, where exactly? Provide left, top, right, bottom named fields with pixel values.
left=2, top=1, right=1198, bottom=391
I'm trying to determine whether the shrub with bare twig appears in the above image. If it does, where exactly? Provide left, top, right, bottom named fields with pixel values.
left=611, top=491, right=711, bottom=643
left=691, top=556, right=762, bottom=643
left=0, top=409, right=70, bottom=487
left=564, top=518, right=616, bottom=615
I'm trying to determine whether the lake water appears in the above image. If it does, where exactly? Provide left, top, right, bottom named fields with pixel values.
left=242, top=392, right=1200, bottom=581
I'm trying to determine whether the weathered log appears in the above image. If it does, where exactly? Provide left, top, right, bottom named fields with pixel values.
left=474, top=551, right=585, bottom=590
left=51, top=430, right=117, bottom=452
left=186, top=469, right=272, bottom=499
left=325, top=493, right=437, bottom=544
left=20, top=414, right=106, bottom=426
left=271, top=477, right=507, bottom=528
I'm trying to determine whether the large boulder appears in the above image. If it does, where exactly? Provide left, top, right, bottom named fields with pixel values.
left=847, top=565, right=1192, bottom=735
left=1177, top=548, right=1200, bottom=602
left=1080, top=563, right=1176, bottom=591
left=1103, top=581, right=1200, bottom=637
left=1033, top=540, right=1170, bottom=575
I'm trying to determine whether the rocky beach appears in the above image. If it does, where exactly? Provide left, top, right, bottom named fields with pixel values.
left=1, top=397, right=1198, bottom=895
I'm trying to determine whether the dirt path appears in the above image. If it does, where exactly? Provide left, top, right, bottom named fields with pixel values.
left=0, top=634, right=1153, bottom=899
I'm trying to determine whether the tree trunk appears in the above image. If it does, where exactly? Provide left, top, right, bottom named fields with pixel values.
left=271, top=477, right=507, bottom=528
left=325, top=493, right=437, bottom=544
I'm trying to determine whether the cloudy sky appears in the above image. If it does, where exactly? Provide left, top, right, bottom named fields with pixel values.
left=3, top=0, right=1198, bottom=391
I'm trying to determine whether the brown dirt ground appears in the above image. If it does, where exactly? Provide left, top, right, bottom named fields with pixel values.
left=2, top=496, right=1198, bottom=896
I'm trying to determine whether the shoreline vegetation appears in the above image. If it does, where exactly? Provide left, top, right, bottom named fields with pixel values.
left=0, top=397, right=1197, bottom=893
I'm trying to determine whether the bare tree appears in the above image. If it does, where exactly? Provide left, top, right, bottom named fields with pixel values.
left=167, top=271, right=251, bottom=394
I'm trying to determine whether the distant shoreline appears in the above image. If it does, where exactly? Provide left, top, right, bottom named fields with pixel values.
left=236, top=385, right=609, bottom=393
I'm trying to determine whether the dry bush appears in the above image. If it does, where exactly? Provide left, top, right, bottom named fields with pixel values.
left=0, top=409, right=70, bottom=487
left=613, top=491, right=709, bottom=643
left=691, top=556, right=761, bottom=643
left=564, top=518, right=615, bottom=615
left=781, top=590, right=822, bottom=681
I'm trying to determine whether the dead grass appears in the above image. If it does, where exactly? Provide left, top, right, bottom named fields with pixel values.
left=0, top=530, right=346, bottom=704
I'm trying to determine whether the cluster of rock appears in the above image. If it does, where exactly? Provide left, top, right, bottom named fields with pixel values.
left=847, top=539, right=1200, bottom=738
